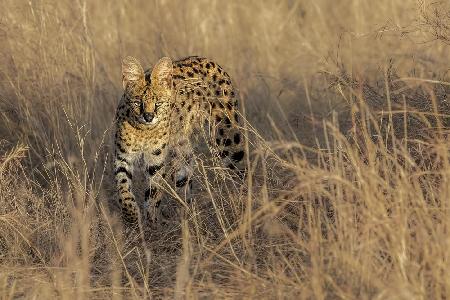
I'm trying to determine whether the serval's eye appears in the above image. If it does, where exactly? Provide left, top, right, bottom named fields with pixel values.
left=132, top=101, right=141, bottom=107
left=155, top=101, right=162, bottom=107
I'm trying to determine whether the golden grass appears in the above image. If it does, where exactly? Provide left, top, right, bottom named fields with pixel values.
left=1, top=0, right=450, bottom=298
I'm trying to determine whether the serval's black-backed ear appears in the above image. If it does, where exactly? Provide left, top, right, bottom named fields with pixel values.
left=122, top=56, right=145, bottom=90
left=151, top=57, right=173, bottom=90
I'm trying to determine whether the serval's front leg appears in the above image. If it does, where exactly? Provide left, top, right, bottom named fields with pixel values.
left=114, top=150, right=139, bottom=223
left=171, top=138, right=194, bottom=203
left=143, top=146, right=168, bottom=225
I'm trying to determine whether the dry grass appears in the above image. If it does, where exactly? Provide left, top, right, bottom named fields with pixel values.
left=1, top=0, right=450, bottom=298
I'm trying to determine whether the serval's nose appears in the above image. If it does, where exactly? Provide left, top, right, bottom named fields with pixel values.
left=143, top=112, right=154, bottom=123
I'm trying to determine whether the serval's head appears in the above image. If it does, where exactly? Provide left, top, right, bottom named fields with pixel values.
left=121, top=56, right=173, bottom=126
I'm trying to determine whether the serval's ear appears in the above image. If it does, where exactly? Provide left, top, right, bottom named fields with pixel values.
left=151, top=57, right=173, bottom=90
left=122, top=56, right=145, bottom=90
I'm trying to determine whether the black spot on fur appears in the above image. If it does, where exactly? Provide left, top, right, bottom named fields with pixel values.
left=227, top=164, right=236, bottom=170
left=226, top=103, right=232, bottom=110
left=116, top=143, right=127, bottom=154
left=187, top=71, right=194, bottom=77
left=224, top=90, right=228, bottom=96
left=161, top=143, right=166, bottom=149
left=120, top=178, right=127, bottom=184
left=206, top=63, right=211, bottom=69
left=218, top=79, right=225, bottom=85
left=234, top=113, right=239, bottom=121
left=216, top=90, right=221, bottom=96
left=223, top=139, right=232, bottom=146
left=224, top=117, right=231, bottom=126
left=231, top=151, right=244, bottom=162
left=219, top=128, right=224, bottom=136
left=212, top=74, right=217, bottom=82
left=219, top=150, right=229, bottom=158
left=196, top=90, right=201, bottom=96
left=216, top=115, right=222, bottom=123
left=234, top=133, right=241, bottom=144
left=115, top=167, right=132, bottom=179
left=176, top=177, right=188, bottom=187
left=145, top=73, right=152, bottom=84
left=152, top=148, right=162, bottom=156
left=216, top=138, right=221, bottom=145
left=219, top=103, right=224, bottom=109
left=148, top=165, right=162, bottom=176
left=116, top=155, right=129, bottom=163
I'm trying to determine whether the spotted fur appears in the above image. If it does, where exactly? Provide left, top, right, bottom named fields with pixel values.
left=114, top=56, right=245, bottom=224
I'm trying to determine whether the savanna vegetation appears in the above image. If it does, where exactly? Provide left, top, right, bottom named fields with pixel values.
left=1, top=1, right=449, bottom=298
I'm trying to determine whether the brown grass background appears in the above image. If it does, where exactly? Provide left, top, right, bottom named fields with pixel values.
left=1, top=0, right=450, bottom=298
